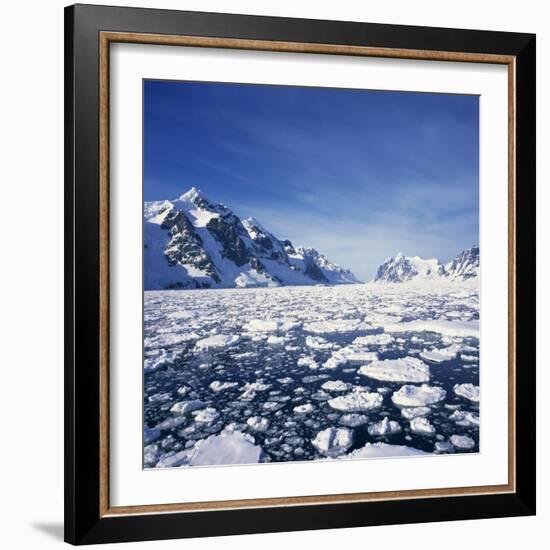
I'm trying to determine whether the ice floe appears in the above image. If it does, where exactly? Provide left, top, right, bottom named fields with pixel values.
left=195, top=334, right=241, bottom=350
left=353, top=333, right=394, bottom=346
left=321, top=380, right=352, bottom=392
left=339, top=413, right=369, bottom=427
left=453, top=383, right=480, bottom=402
left=246, top=416, right=270, bottom=432
left=358, top=357, right=430, bottom=383
left=293, top=403, right=314, bottom=414
left=449, top=410, right=480, bottom=427
left=384, top=319, right=479, bottom=338
left=450, top=434, right=476, bottom=449
left=209, top=381, right=239, bottom=393
left=328, top=390, right=384, bottom=412
left=311, top=427, right=353, bottom=457
left=391, top=384, right=447, bottom=407
left=170, top=400, right=206, bottom=414
left=420, top=344, right=461, bottom=363
left=400, top=406, right=431, bottom=419
left=410, top=417, right=436, bottom=435
left=304, top=319, right=368, bottom=334
left=192, top=407, right=220, bottom=425
left=368, top=417, right=401, bottom=436
left=189, top=431, right=264, bottom=466
left=336, top=442, right=428, bottom=459
left=305, top=336, right=334, bottom=350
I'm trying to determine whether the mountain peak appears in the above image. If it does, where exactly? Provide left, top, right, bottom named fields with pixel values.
left=374, top=254, right=445, bottom=283
left=179, top=186, right=204, bottom=203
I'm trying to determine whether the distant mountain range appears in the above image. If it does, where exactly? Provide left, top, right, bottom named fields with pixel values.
left=373, top=245, right=479, bottom=283
left=144, top=187, right=479, bottom=290
left=144, top=187, right=360, bottom=289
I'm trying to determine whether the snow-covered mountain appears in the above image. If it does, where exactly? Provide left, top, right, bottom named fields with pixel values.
left=445, top=245, right=479, bottom=280
left=144, top=187, right=361, bottom=290
left=374, top=254, right=446, bottom=283
left=374, top=246, right=479, bottom=283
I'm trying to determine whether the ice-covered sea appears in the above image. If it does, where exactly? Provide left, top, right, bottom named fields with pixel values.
left=143, top=283, right=480, bottom=468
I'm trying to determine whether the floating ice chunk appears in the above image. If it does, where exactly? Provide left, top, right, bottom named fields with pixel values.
left=195, top=334, right=240, bottom=350
left=305, top=336, right=334, bottom=350
left=435, top=441, right=454, bottom=453
left=400, top=406, right=431, bottom=419
left=368, top=417, right=401, bottom=436
left=144, top=349, right=179, bottom=373
left=449, top=410, right=480, bottom=427
left=339, top=349, right=378, bottom=363
left=240, top=381, right=271, bottom=400
left=311, top=427, right=353, bottom=457
left=461, top=354, right=478, bottom=363
left=155, top=449, right=194, bottom=468
left=450, top=434, right=476, bottom=449
left=353, top=333, right=394, bottom=346
left=243, top=319, right=279, bottom=332
left=192, top=407, right=220, bottom=425
left=304, top=319, right=368, bottom=334
left=144, top=443, right=160, bottom=466
left=176, top=386, right=190, bottom=396
left=148, top=392, right=172, bottom=403
left=189, top=431, right=264, bottom=466
left=328, top=390, right=383, bottom=412
left=337, top=442, right=428, bottom=459
left=359, top=357, right=429, bottom=383
left=280, top=320, right=302, bottom=332
left=262, top=401, right=285, bottom=412
left=209, top=381, right=238, bottom=393
left=322, top=348, right=377, bottom=370
left=392, top=384, right=447, bottom=407
left=420, top=344, right=461, bottom=363
left=323, top=354, right=346, bottom=370
left=453, top=383, right=480, bottom=402
left=321, top=380, right=352, bottom=392
left=170, top=400, right=206, bottom=415
left=297, top=356, right=319, bottom=370
left=293, top=403, right=314, bottom=414
left=339, top=414, right=369, bottom=427
left=277, top=377, right=294, bottom=385
left=266, top=335, right=286, bottom=346
left=144, top=425, right=161, bottom=444
left=246, top=416, right=270, bottom=432
left=410, top=417, right=436, bottom=435
left=384, top=319, right=479, bottom=338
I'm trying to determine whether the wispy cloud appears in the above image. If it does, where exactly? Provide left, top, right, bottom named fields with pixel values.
left=144, top=80, right=479, bottom=280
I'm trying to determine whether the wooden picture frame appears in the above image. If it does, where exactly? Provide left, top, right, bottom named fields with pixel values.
left=65, top=3, right=536, bottom=545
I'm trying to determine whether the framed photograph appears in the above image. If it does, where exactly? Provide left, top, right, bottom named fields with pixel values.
left=65, top=3, right=536, bottom=545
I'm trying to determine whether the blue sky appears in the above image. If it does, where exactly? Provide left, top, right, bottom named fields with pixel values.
left=144, top=80, right=479, bottom=281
